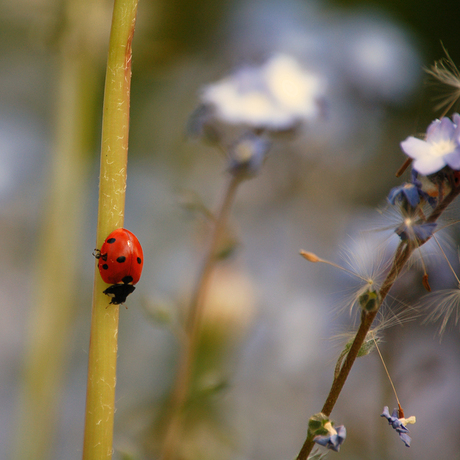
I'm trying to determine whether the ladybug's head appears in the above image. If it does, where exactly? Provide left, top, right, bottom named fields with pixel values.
left=103, top=283, right=135, bottom=305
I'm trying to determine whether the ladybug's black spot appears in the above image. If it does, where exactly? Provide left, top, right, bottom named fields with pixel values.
left=102, top=264, right=109, bottom=270
left=122, top=275, right=133, bottom=284
left=137, top=257, right=142, bottom=264
left=107, top=237, right=116, bottom=244
left=117, top=256, right=126, bottom=263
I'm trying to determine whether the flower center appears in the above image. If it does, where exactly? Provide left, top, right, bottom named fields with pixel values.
left=432, top=139, right=456, bottom=157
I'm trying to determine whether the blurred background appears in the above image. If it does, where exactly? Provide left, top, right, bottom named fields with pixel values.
left=1, top=0, right=460, bottom=459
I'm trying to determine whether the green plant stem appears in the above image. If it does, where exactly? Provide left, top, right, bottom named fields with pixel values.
left=160, top=175, right=243, bottom=460
left=296, top=185, right=460, bottom=460
left=82, top=1, right=138, bottom=459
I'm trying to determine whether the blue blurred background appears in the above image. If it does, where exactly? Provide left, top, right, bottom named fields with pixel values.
left=1, top=0, right=460, bottom=459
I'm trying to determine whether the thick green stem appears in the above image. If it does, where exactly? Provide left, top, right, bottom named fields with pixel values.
left=82, top=1, right=138, bottom=459
left=296, top=185, right=460, bottom=460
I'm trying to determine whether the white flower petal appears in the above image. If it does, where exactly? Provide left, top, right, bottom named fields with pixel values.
left=426, top=119, right=441, bottom=138
left=412, top=156, right=446, bottom=175
left=200, top=53, right=326, bottom=129
left=429, top=117, right=455, bottom=143
left=264, top=55, right=323, bottom=119
left=400, top=137, right=432, bottom=160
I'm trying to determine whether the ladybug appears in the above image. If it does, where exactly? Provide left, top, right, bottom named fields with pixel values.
left=95, top=228, right=143, bottom=305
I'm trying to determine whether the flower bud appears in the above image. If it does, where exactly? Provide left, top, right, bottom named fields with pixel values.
left=359, top=288, right=381, bottom=312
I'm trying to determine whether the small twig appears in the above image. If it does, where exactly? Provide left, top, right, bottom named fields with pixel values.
left=160, top=174, right=243, bottom=460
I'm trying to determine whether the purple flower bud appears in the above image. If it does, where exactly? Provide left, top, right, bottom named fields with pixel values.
left=381, top=406, right=415, bottom=447
left=313, top=424, right=346, bottom=452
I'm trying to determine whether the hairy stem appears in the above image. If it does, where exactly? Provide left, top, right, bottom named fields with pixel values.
left=296, top=184, right=460, bottom=460
left=82, top=1, right=138, bottom=459
left=160, top=175, right=243, bottom=460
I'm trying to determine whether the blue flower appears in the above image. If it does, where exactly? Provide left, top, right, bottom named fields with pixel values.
left=388, top=183, right=422, bottom=208
left=313, top=423, right=346, bottom=452
left=400, top=114, right=460, bottom=175
left=381, top=406, right=416, bottom=447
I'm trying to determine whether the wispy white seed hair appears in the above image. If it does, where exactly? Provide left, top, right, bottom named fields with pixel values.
left=425, top=49, right=460, bottom=114
left=335, top=234, right=393, bottom=316
left=422, top=287, right=460, bottom=336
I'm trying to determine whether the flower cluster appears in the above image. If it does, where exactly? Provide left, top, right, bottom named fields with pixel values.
left=391, top=115, right=460, bottom=208
left=386, top=115, right=460, bottom=244
left=381, top=406, right=416, bottom=447
left=389, top=115, right=460, bottom=238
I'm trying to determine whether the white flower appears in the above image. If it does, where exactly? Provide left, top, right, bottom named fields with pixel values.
left=400, top=114, right=460, bottom=175
left=201, top=54, right=326, bottom=130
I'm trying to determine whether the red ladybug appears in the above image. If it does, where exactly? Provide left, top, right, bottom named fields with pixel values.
left=95, top=228, right=143, bottom=305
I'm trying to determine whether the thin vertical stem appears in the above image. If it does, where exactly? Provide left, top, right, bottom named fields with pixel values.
left=160, top=175, right=243, bottom=460
left=82, top=1, right=138, bottom=459
left=187, top=175, right=243, bottom=335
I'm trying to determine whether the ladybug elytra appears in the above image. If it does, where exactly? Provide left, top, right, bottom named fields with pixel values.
left=95, top=228, right=143, bottom=305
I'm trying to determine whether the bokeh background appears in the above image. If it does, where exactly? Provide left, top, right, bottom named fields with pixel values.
left=1, top=0, right=460, bottom=459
